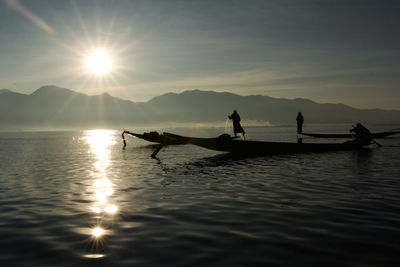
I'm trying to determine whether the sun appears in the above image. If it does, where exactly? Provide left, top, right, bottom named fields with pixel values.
left=85, top=49, right=114, bottom=75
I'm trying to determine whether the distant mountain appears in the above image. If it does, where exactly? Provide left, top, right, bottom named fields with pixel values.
left=0, top=86, right=145, bottom=129
left=145, top=89, right=400, bottom=125
left=0, top=85, right=399, bottom=130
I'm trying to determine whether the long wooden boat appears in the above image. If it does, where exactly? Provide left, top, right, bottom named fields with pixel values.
left=122, top=131, right=185, bottom=145
left=123, top=131, right=370, bottom=156
left=301, top=129, right=400, bottom=139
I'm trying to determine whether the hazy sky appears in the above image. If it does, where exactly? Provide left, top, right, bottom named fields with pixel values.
left=1, top=0, right=399, bottom=109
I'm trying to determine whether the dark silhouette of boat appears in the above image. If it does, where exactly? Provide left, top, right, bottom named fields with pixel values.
left=122, top=131, right=372, bottom=157
left=302, top=129, right=400, bottom=139
left=122, top=131, right=185, bottom=145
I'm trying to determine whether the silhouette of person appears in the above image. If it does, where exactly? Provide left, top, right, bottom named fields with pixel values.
left=296, top=112, right=304, bottom=134
left=350, top=123, right=372, bottom=144
left=228, top=110, right=245, bottom=138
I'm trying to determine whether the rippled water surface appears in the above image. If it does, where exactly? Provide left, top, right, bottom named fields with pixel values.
left=1, top=125, right=400, bottom=266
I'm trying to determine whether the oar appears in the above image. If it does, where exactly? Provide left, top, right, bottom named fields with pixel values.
left=372, top=139, right=382, bottom=147
left=122, top=131, right=127, bottom=148
left=151, top=145, right=163, bottom=158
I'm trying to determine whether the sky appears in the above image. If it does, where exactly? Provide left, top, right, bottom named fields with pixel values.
left=1, top=0, right=399, bottom=109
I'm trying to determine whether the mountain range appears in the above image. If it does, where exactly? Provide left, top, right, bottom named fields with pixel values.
left=1, top=85, right=399, bottom=130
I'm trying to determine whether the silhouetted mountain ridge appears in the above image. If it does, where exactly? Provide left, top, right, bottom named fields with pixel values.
left=0, top=85, right=399, bottom=129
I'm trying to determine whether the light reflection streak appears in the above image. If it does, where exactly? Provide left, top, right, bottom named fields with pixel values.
left=85, top=130, right=118, bottom=216
left=83, top=254, right=105, bottom=259
left=83, top=130, right=119, bottom=257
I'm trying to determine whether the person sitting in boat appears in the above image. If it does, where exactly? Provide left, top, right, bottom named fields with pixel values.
left=228, top=110, right=245, bottom=138
left=296, top=112, right=304, bottom=134
left=350, top=123, right=373, bottom=145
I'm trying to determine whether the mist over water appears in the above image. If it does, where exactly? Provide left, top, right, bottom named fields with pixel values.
left=0, top=125, right=400, bottom=266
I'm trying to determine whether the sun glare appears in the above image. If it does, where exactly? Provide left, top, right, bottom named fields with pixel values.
left=92, top=226, right=105, bottom=238
left=85, top=50, right=113, bottom=75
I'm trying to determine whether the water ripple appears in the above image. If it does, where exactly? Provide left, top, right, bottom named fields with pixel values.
left=1, top=129, right=400, bottom=266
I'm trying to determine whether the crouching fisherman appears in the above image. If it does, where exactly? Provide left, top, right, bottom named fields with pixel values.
left=350, top=123, right=373, bottom=145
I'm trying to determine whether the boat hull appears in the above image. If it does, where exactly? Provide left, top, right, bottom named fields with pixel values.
left=302, top=130, right=400, bottom=139
left=124, top=131, right=368, bottom=155
left=163, top=133, right=365, bottom=155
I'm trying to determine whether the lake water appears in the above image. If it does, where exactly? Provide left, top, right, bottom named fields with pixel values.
left=1, top=125, right=400, bottom=266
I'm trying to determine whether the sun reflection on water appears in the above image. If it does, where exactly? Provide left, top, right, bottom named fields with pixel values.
left=92, top=226, right=105, bottom=238
left=83, top=130, right=119, bottom=257
left=105, top=204, right=118, bottom=215
left=85, top=130, right=118, bottom=215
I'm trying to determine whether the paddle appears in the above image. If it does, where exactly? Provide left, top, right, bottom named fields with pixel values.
left=121, top=130, right=129, bottom=149
left=151, top=145, right=163, bottom=158
left=122, top=131, right=127, bottom=148
left=372, top=139, right=382, bottom=147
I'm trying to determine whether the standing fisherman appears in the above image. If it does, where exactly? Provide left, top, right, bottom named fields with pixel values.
left=296, top=112, right=304, bottom=134
left=228, top=110, right=245, bottom=138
